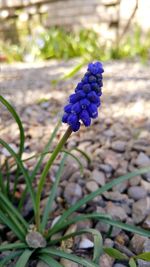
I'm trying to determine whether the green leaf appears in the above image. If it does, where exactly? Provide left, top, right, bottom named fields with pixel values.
left=62, top=61, right=85, bottom=79
left=73, top=147, right=91, bottom=164
left=40, top=248, right=99, bottom=267
left=0, top=251, right=22, bottom=267
left=50, top=166, right=150, bottom=231
left=135, top=252, right=150, bottom=261
left=0, top=190, right=28, bottom=230
left=104, top=247, right=128, bottom=260
left=0, top=210, right=24, bottom=241
left=19, top=120, right=61, bottom=210
left=39, top=254, right=63, bottom=267
left=0, top=95, right=25, bottom=157
left=0, top=168, right=5, bottom=194
left=48, top=212, right=111, bottom=237
left=41, top=154, right=67, bottom=231
left=15, top=249, right=33, bottom=267
left=0, top=242, right=27, bottom=252
left=0, top=139, right=36, bottom=213
left=61, top=149, right=83, bottom=175
left=129, top=258, right=137, bottom=267
left=99, top=218, right=150, bottom=237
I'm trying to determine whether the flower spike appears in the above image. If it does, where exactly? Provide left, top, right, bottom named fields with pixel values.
left=62, top=62, right=104, bottom=131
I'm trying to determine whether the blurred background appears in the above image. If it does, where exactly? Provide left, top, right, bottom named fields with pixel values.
left=0, top=0, right=150, bottom=63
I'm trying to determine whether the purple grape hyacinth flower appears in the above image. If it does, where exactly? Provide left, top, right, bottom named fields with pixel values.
left=62, top=62, right=104, bottom=132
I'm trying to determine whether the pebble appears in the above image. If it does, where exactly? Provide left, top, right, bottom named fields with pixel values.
left=128, top=186, right=147, bottom=200
left=129, top=175, right=141, bottom=186
left=91, top=169, right=106, bottom=186
left=135, top=152, right=150, bottom=167
left=113, top=180, right=128, bottom=193
left=64, top=182, right=82, bottom=205
left=60, top=259, right=79, bottom=267
left=143, top=172, right=150, bottom=182
left=143, top=215, right=150, bottom=230
left=36, top=261, right=49, bottom=267
left=99, top=253, right=114, bottom=267
left=132, top=198, right=150, bottom=224
left=99, top=164, right=113, bottom=173
left=79, top=237, right=94, bottom=249
left=103, top=191, right=127, bottom=201
left=96, top=221, right=121, bottom=237
left=104, top=150, right=119, bottom=170
left=113, top=264, right=127, bottom=267
left=130, top=234, right=148, bottom=254
left=106, top=202, right=127, bottom=221
left=111, top=140, right=126, bottom=152
left=86, top=181, right=99, bottom=192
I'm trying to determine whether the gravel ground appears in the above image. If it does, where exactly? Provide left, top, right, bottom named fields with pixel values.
left=0, top=59, right=150, bottom=267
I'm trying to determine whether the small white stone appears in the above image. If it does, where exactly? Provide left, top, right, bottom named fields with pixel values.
left=79, top=238, right=94, bottom=249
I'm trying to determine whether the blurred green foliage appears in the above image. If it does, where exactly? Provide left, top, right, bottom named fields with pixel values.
left=0, top=26, right=150, bottom=63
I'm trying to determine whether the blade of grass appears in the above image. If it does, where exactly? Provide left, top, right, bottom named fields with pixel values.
left=0, top=242, right=27, bottom=252
left=48, top=213, right=111, bottom=237
left=39, top=254, right=64, bottom=267
left=0, top=251, right=22, bottom=267
left=129, top=258, right=137, bottom=267
left=40, top=248, right=99, bottom=267
left=35, top=126, right=72, bottom=230
left=135, top=252, right=150, bottom=261
left=50, top=166, right=150, bottom=232
left=1, top=202, right=26, bottom=237
left=104, top=247, right=128, bottom=260
left=99, top=217, right=150, bottom=237
left=0, top=168, right=5, bottom=194
left=73, top=147, right=91, bottom=164
left=41, top=154, right=67, bottom=231
left=18, top=120, right=61, bottom=210
left=0, top=190, right=28, bottom=229
left=0, top=139, right=36, bottom=213
left=0, top=95, right=25, bottom=157
left=15, top=249, right=33, bottom=267
left=61, top=149, right=83, bottom=175
left=0, top=211, right=24, bottom=241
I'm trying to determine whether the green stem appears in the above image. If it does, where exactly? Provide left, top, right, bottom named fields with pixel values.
left=35, top=126, right=72, bottom=230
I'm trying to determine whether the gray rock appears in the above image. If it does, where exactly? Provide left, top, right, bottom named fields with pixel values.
left=91, top=169, right=106, bottom=186
left=129, top=175, right=141, bottom=186
left=106, top=202, right=127, bottom=221
left=104, top=238, right=114, bottom=247
left=36, top=261, right=49, bottom=267
left=86, top=181, right=99, bottom=192
left=103, top=191, right=127, bottom=201
left=143, top=172, right=150, bottom=182
left=26, top=231, right=46, bottom=248
left=64, top=182, right=82, bottom=205
left=99, top=164, right=113, bottom=173
left=113, top=264, right=127, bottom=267
left=96, top=221, right=121, bottom=237
left=136, top=152, right=150, bottom=167
left=130, top=234, right=148, bottom=254
left=111, top=140, right=126, bottom=152
left=128, top=186, right=147, bottom=200
left=113, top=180, right=128, bottom=193
left=137, top=260, right=150, bottom=267
left=143, top=215, right=150, bottom=230
left=60, top=259, right=79, bottom=267
left=104, top=150, right=119, bottom=170
left=99, top=253, right=114, bottom=267
left=132, top=198, right=150, bottom=224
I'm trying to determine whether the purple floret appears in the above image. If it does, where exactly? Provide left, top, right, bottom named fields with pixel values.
left=62, top=61, right=104, bottom=131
